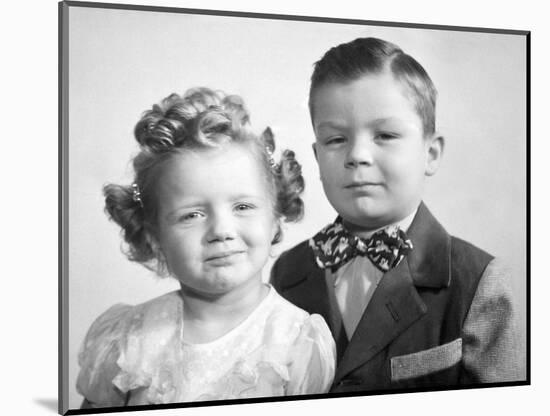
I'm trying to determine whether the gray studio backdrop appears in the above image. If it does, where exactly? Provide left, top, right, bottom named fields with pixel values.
left=65, top=6, right=527, bottom=409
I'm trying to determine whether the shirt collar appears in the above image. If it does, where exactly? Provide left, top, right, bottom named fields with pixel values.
left=331, top=207, right=419, bottom=286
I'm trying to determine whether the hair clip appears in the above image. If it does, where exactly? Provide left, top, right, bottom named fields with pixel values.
left=132, top=183, right=144, bottom=208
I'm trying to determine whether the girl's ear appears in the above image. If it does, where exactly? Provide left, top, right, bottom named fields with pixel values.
left=146, top=231, right=170, bottom=274
left=271, top=219, right=282, bottom=245
left=145, top=230, right=161, bottom=255
left=261, top=127, right=275, bottom=153
left=425, top=134, right=445, bottom=176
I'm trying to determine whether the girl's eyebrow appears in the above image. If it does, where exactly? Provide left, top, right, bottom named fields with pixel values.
left=163, top=194, right=267, bottom=219
left=231, top=193, right=264, bottom=201
left=163, top=202, right=203, bottom=221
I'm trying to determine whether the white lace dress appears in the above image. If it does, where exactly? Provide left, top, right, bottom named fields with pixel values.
left=76, top=285, right=336, bottom=407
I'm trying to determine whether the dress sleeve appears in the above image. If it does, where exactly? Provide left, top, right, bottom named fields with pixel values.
left=461, top=258, right=526, bottom=383
left=76, top=304, right=133, bottom=407
left=285, top=314, right=336, bottom=395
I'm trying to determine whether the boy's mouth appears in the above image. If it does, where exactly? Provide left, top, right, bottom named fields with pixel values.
left=345, top=181, right=381, bottom=188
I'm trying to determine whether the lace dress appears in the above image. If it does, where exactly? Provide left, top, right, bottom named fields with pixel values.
left=76, top=285, right=336, bottom=407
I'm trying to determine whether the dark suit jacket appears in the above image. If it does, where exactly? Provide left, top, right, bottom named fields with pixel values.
left=271, top=203, right=524, bottom=393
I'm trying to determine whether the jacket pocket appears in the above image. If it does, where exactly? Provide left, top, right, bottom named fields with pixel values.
left=390, top=338, right=462, bottom=382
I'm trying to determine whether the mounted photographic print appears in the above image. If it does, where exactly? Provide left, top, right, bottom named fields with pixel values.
left=59, top=1, right=530, bottom=414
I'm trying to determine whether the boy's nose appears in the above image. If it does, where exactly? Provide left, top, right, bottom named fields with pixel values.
left=345, top=136, right=374, bottom=168
left=206, top=212, right=237, bottom=243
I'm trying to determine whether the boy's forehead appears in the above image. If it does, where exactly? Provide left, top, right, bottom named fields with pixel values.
left=311, top=73, right=422, bottom=127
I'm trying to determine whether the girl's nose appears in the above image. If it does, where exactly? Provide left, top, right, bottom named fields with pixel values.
left=206, top=211, right=237, bottom=243
left=345, top=135, right=374, bottom=168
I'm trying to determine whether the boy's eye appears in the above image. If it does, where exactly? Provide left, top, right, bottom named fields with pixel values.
left=375, top=132, right=399, bottom=140
left=324, top=136, right=346, bottom=145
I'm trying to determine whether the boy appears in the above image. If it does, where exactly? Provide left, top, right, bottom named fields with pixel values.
left=271, top=37, right=524, bottom=392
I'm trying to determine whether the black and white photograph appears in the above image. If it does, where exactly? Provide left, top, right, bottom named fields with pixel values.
left=6, top=0, right=547, bottom=415
left=58, top=1, right=528, bottom=414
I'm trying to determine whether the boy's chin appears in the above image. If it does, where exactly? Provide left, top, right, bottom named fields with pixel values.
left=340, top=210, right=407, bottom=233
left=342, top=216, right=388, bottom=233
left=336, top=198, right=419, bottom=231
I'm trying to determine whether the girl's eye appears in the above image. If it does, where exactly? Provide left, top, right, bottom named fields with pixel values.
left=179, top=212, right=203, bottom=222
left=235, top=203, right=254, bottom=212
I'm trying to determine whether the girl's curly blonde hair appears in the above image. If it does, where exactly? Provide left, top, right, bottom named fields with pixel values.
left=104, top=87, right=304, bottom=276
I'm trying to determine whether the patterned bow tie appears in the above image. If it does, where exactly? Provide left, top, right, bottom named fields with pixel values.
left=309, top=217, right=413, bottom=273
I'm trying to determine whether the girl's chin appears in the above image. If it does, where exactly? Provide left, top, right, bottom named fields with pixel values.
left=180, top=274, right=264, bottom=298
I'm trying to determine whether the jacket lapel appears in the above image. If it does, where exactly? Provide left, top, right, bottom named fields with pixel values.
left=277, top=243, right=336, bottom=331
left=333, top=257, right=427, bottom=382
left=333, top=202, right=451, bottom=383
left=277, top=241, right=348, bottom=359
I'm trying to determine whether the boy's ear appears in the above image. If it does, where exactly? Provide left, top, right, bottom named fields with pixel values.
left=425, top=134, right=445, bottom=176
left=312, top=142, right=318, bottom=161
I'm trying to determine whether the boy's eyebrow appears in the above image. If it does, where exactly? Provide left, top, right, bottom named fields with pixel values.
left=316, top=117, right=419, bottom=132
left=369, top=117, right=423, bottom=132
left=314, top=120, right=347, bottom=130
left=370, top=117, right=411, bottom=125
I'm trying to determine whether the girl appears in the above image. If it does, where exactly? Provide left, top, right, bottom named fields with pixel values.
left=76, top=87, right=336, bottom=408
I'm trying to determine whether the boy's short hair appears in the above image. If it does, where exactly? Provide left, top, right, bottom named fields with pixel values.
left=309, top=37, right=437, bottom=137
